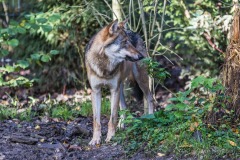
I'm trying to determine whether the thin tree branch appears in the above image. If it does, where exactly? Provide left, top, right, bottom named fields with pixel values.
left=103, top=0, right=118, bottom=21
left=2, top=0, right=9, bottom=26
left=150, top=0, right=159, bottom=37
left=152, top=0, right=167, bottom=57
left=203, top=32, right=225, bottom=54
left=138, top=0, right=149, bottom=55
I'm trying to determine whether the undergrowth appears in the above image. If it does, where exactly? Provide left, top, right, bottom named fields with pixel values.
left=116, top=76, right=240, bottom=159
left=0, top=98, right=110, bottom=121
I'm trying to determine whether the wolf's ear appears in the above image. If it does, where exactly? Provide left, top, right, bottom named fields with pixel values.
left=119, top=18, right=128, bottom=29
left=109, top=19, right=119, bottom=35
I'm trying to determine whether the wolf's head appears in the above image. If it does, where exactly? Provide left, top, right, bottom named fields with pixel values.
left=99, top=19, right=144, bottom=62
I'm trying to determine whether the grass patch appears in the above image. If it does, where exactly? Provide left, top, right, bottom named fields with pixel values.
left=116, top=110, right=240, bottom=159
left=115, top=76, right=240, bottom=159
left=0, top=105, right=34, bottom=121
left=0, top=98, right=111, bottom=121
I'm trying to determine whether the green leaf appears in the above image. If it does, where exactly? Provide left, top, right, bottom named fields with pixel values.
left=41, top=25, right=52, bottom=32
left=0, top=28, right=8, bottom=34
left=1, top=49, right=9, bottom=56
left=50, top=50, right=59, bottom=55
left=37, top=18, right=48, bottom=24
left=165, top=104, right=175, bottom=111
left=49, top=14, right=61, bottom=22
left=30, top=23, right=40, bottom=30
left=140, top=114, right=155, bottom=119
left=204, top=78, right=215, bottom=88
left=17, top=60, right=29, bottom=69
left=176, top=103, right=187, bottom=111
left=41, top=54, right=51, bottom=62
left=17, top=27, right=26, bottom=34
left=7, top=39, right=19, bottom=47
left=191, top=76, right=205, bottom=88
left=31, top=53, right=41, bottom=60
left=174, top=111, right=184, bottom=118
left=0, top=65, right=15, bottom=73
left=9, top=20, right=18, bottom=26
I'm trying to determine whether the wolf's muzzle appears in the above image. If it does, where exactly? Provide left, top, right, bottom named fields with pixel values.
left=125, top=54, right=144, bottom=62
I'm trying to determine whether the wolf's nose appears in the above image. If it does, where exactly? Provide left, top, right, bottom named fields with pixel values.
left=138, top=54, right=144, bottom=60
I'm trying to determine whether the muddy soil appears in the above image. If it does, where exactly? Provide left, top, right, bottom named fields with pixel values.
left=0, top=116, right=172, bottom=160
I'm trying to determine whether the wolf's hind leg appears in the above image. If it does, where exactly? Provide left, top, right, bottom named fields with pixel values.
left=132, top=64, right=154, bottom=114
left=106, top=87, right=120, bottom=142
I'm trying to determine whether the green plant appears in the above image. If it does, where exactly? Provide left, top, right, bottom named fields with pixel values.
left=51, top=105, right=75, bottom=121
left=0, top=105, right=17, bottom=120
left=142, top=57, right=170, bottom=84
left=0, top=105, right=34, bottom=121
left=0, top=13, right=60, bottom=88
left=79, top=98, right=111, bottom=117
left=116, top=76, right=240, bottom=159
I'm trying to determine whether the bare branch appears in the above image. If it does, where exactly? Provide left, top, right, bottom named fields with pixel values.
left=152, top=0, right=167, bottom=57
left=203, top=32, right=225, bottom=54
left=2, top=0, right=9, bottom=26
left=138, top=0, right=149, bottom=54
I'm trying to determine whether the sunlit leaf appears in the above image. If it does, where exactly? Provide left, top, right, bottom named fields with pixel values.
left=37, top=18, right=48, bottom=24
left=31, top=53, right=41, bottom=60
left=41, top=25, right=52, bottom=32
left=30, top=23, right=40, bottom=30
left=50, top=50, right=59, bottom=55
left=17, top=27, right=26, bottom=34
left=41, top=54, right=51, bottom=62
left=49, top=14, right=61, bottom=22
left=7, top=39, right=19, bottom=47
left=17, top=60, right=29, bottom=69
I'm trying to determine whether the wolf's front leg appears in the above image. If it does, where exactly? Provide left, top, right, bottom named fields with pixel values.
left=89, top=89, right=102, bottom=145
left=106, top=87, right=120, bottom=142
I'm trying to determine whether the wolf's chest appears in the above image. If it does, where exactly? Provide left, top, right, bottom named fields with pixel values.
left=88, top=71, right=121, bottom=89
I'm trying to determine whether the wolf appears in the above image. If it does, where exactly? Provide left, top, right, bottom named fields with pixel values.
left=85, top=19, right=154, bottom=145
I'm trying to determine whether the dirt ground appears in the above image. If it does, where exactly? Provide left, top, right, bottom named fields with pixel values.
left=0, top=115, right=174, bottom=160
left=0, top=62, right=183, bottom=160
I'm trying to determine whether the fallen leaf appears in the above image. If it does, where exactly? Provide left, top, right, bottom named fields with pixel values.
left=232, top=128, right=239, bottom=134
left=190, top=125, right=195, bottom=132
left=69, top=145, right=82, bottom=151
left=35, top=125, right=41, bottom=130
left=228, top=140, right=237, bottom=146
left=96, top=144, right=101, bottom=148
left=194, top=122, right=199, bottom=127
left=157, top=153, right=165, bottom=157
left=180, top=141, right=192, bottom=148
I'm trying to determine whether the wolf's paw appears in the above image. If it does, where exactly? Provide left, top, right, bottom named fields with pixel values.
left=117, top=114, right=125, bottom=129
left=105, top=136, right=113, bottom=142
left=117, top=121, right=125, bottom=129
left=105, top=131, right=115, bottom=142
left=89, top=138, right=101, bottom=146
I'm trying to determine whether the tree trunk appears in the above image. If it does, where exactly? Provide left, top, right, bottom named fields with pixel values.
left=206, top=3, right=240, bottom=124
left=222, top=6, right=240, bottom=119
left=112, top=0, right=122, bottom=21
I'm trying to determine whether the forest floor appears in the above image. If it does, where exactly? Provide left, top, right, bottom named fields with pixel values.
left=0, top=115, right=174, bottom=160
left=0, top=65, right=183, bottom=160
left=0, top=86, right=178, bottom=160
